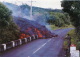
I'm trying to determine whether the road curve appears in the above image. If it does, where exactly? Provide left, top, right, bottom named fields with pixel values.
left=0, top=28, right=72, bottom=57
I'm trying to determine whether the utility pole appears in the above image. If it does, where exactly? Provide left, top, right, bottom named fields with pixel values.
left=30, top=0, right=33, bottom=20
left=14, top=0, right=36, bottom=20
left=29, top=0, right=36, bottom=20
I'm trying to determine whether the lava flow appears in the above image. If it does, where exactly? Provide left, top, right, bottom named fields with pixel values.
left=13, top=16, right=57, bottom=39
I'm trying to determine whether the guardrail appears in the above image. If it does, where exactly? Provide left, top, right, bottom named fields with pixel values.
left=0, top=35, right=38, bottom=52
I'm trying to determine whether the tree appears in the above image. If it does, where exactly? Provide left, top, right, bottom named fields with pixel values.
left=61, top=1, right=80, bottom=39
left=47, top=12, right=55, bottom=24
left=61, top=0, right=80, bottom=50
left=47, top=12, right=70, bottom=27
left=0, top=3, right=12, bottom=28
left=63, top=13, right=71, bottom=25
left=0, top=3, right=20, bottom=44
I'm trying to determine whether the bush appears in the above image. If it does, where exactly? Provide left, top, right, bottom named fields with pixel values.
left=0, top=3, right=20, bottom=44
left=68, top=29, right=80, bottom=50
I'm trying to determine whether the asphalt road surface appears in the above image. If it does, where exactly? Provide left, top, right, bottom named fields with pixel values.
left=0, top=28, right=72, bottom=57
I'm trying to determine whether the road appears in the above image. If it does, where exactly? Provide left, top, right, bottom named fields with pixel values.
left=0, top=28, right=72, bottom=57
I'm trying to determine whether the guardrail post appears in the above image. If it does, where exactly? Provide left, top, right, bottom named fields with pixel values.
left=24, top=38, right=27, bottom=42
left=33, top=35, right=35, bottom=40
left=11, top=41, right=15, bottom=47
left=19, top=39, right=22, bottom=45
left=2, top=44, right=6, bottom=51
left=30, top=37, right=31, bottom=41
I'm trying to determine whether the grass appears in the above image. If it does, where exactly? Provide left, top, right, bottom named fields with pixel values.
left=63, top=29, right=80, bottom=50
left=63, top=29, right=77, bottom=48
left=50, top=24, right=74, bottom=30
left=68, top=29, right=80, bottom=50
left=63, top=39, right=69, bottom=49
left=68, top=29, right=77, bottom=45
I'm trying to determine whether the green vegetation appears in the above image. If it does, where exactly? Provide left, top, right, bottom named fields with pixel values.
left=0, top=3, right=20, bottom=44
left=47, top=12, right=71, bottom=27
left=4, top=2, right=71, bottom=27
left=50, top=24, right=74, bottom=30
left=63, top=29, right=80, bottom=50
left=68, top=29, right=77, bottom=45
left=63, top=39, right=68, bottom=49
left=19, top=4, right=70, bottom=26
left=61, top=0, right=80, bottom=50
left=68, top=29, right=80, bottom=50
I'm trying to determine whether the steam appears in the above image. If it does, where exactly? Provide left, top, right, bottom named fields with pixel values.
left=2, top=2, right=52, bottom=30
left=3, top=2, right=30, bottom=19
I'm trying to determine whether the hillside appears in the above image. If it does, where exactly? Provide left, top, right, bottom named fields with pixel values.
left=3, top=2, right=65, bottom=26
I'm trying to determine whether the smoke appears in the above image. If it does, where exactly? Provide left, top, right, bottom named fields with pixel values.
left=3, top=2, right=19, bottom=16
left=2, top=2, right=52, bottom=30
left=3, top=2, right=30, bottom=19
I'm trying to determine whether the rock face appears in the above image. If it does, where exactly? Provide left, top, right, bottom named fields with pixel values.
left=13, top=16, right=54, bottom=39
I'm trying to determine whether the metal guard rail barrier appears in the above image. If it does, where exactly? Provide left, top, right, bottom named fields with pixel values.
left=0, top=35, right=38, bottom=52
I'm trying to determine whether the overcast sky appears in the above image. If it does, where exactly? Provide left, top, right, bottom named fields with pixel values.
left=0, top=0, right=62, bottom=9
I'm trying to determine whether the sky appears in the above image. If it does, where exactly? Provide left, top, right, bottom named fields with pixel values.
left=0, top=0, right=62, bottom=9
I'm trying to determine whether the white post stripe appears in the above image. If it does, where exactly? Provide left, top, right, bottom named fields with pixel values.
left=19, top=39, right=22, bottom=45
left=2, top=44, right=6, bottom=51
left=11, top=41, right=15, bottom=47
left=24, top=38, right=27, bottom=42
left=30, top=37, right=31, bottom=41
left=33, top=35, right=35, bottom=39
